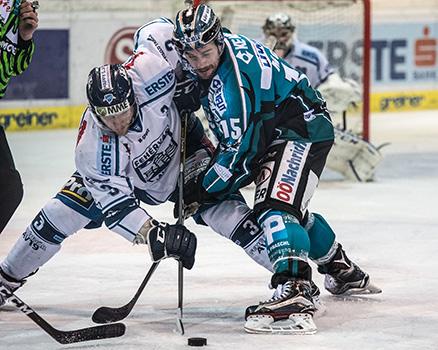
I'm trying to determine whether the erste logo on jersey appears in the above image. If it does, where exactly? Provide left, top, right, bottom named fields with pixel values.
left=143, top=70, right=175, bottom=103
left=100, top=134, right=113, bottom=175
left=253, top=41, right=271, bottom=69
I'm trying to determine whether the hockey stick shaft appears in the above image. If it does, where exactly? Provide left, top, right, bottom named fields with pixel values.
left=176, top=110, right=189, bottom=335
left=0, top=285, right=125, bottom=344
left=91, top=261, right=159, bottom=324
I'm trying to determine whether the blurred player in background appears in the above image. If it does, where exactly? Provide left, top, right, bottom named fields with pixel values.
left=0, top=1, right=39, bottom=233
left=263, top=12, right=383, bottom=182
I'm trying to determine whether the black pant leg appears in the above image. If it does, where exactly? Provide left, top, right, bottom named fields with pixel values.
left=0, top=127, right=24, bottom=233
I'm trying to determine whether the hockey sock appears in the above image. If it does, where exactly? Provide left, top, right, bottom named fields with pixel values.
left=304, top=212, right=336, bottom=261
left=259, top=210, right=310, bottom=277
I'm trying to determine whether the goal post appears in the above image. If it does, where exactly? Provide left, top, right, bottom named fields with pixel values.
left=197, top=0, right=371, bottom=140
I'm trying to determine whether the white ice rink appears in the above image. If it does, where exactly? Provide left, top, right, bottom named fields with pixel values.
left=1, top=110, right=437, bottom=349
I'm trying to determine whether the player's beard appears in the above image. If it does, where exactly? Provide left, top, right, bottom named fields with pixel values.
left=196, top=64, right=217, bottom=80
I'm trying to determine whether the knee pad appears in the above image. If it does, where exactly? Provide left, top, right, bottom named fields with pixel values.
left=305, top=212, right=336, bottom=261
left=259, top=210, right=310, bottom=274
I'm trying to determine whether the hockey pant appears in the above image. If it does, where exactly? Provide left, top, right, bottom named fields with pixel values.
left=252, top=139, right=340, bottom=277
left=0, top=126, right=23, bottom=233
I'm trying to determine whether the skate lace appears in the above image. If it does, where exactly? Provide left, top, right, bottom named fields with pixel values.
left=264, top=281, right=294, bottom=303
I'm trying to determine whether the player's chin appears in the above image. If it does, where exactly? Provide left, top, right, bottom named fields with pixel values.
left=114, top=126, right=130, bottom=136
left=196, top=67, right=215, bottom=80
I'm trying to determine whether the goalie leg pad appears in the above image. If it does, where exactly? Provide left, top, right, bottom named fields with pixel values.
left=326, top=128, right=383, bottom=182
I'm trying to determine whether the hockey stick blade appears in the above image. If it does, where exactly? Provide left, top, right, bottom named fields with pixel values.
left=92, top=261, right=159, bottom=324
left=0, top=285, right=126, bottom=344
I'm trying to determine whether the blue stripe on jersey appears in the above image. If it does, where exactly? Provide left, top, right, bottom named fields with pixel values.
left=134, top=187, right=170, bottom=205
left=105, top=200, right=138, bottom=229
left=56, top=192, right=103, bottom=222
left=101, top=195, right=130, bottom=213
left=115, top=136, right=120, bottom=176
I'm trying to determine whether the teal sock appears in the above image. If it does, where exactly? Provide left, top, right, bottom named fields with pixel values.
left=259, top=210, right=310, bottom=275
left=305, top=213, right=336, bottom=260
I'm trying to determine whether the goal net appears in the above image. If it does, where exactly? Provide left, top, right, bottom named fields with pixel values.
left=203, top=0, right=371, bottom=139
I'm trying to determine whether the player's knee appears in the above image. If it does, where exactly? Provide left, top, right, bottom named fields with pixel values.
left=29, top=209, right=68, bottom=245
left=259, top=209, right=310, bottom=253
left=37, top=198, right=92, bottom=239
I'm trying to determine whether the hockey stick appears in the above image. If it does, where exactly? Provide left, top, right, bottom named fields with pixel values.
left=91, top=112, right=189, bottom=326
left=0, top=285, right=125, bottom=344
left=175, top=109, right=189, bottom=335
left=91, top=261, right=159, bottom=324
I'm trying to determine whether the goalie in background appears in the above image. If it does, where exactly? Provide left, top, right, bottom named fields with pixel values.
left=262, top=13, right=384, bottom=182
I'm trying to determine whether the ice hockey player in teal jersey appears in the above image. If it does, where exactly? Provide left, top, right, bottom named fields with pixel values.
left=173, top=3, right=381, bottom=334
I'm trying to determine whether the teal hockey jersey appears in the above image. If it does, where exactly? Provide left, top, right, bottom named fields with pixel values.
left=200, top=33, right=334, bottom=198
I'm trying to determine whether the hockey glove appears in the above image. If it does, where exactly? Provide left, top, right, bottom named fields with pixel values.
left=173, top=77, right=201, bottom=113
left=138, top=220, right=197, bottom=270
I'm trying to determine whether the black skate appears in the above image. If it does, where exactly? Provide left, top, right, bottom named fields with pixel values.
left=318, top=244, right=381, bottom=296
left=244, top=279, right=317, bottom=335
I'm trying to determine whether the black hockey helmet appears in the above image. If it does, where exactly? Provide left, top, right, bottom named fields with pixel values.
left=86, top=64, right=136, bottom=119
left=173, top=4, right=224, bottom=53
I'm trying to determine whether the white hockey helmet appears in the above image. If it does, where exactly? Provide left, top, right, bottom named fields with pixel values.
left=263, top=13, right=295, bottom=51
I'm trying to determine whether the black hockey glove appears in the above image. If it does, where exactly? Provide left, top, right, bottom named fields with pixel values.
left=173, top=77, right=201, bottom=113
left=145, top=220, right=197, bottom=270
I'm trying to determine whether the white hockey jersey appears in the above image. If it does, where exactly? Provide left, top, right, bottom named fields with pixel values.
left=75, top=47, right=180, bottom=240
left=133, top=17, right=181, bottom=71
left=282, top=38, right=334, bottom=87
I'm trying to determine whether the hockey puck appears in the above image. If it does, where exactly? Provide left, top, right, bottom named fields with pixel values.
left=188, top=337, right=207, bottom=346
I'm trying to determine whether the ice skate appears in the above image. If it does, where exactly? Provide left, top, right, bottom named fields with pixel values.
left=0, top=268, right=24, bottom=307
left=244, top=279, right=317, bottom=335
left=318, top=244, right=381, bottom=296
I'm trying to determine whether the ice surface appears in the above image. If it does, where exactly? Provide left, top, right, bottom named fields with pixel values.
left=1, top=110, right=437, bottom=349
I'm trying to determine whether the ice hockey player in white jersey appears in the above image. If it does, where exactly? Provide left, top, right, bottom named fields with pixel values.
left=0, top=18, right=377, bottom=321
left=263, top=13, right=383, bottom=182
left=0, top=19, right=270, bottom=307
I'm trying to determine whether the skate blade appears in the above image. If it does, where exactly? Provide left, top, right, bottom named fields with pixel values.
left=244, top=313, right=317, bottom=335
left=336, top=283, right=382, bottom=296
left=312, top=296, right=326, bottom=319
